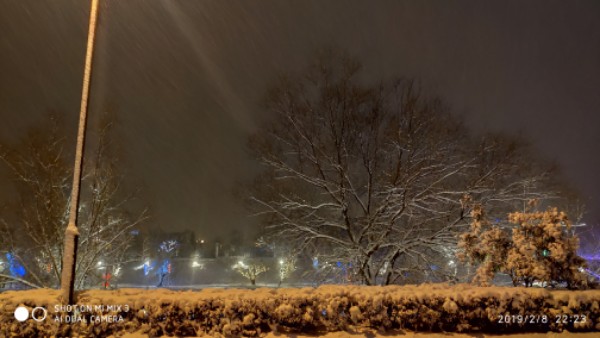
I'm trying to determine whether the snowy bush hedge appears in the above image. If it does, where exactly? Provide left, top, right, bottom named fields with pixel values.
left=1, top=284, right=599, bottom=337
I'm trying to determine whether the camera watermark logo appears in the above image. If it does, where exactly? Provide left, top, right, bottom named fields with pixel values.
left=14, top=307, right=28, bottom=322
left=14, top=306, right=47, bottom=322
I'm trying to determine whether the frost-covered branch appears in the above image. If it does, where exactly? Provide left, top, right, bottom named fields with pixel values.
left=246, top=51, right=579, bottom=286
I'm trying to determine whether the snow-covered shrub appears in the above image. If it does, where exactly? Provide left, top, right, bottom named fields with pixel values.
left=459, top=205, right=587, bottom=289
left=507, top=209, right=587, bottom=289
left=0, top=285, right=598, bottom=337
left=458, top=205, right=511, bottom=286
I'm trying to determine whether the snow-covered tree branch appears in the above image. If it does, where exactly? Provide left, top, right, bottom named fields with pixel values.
left=246, top=50, right=576, bottom=286
left=0, top=114, right=148, bottom=289
left=233, top=257, right=269, bottom=286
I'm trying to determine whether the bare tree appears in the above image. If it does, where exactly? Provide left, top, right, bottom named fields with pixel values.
left=233, top=257, right=269, bottom=286
left=247, top=50, right=566, bottom=285
left=277, top=256, right=297, bottom=286
left=0, top=115, right=147, bottom=289
left=255, top=237, right=297, bottom=286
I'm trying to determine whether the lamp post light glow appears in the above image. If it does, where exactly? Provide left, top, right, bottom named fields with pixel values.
left=60, top=0, right=100, bottom=304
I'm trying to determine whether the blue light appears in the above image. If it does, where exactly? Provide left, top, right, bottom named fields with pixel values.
left=143, top=261, right=155, bottom=276
left=584, top=268, right=600, bottom=281
left=160, top=240, right=179, bottom=253
left=6, top=253, right=26, bottom=278
left=160, top=259, right=171, bottom=274
left=580, top=254, right=600, bottom=261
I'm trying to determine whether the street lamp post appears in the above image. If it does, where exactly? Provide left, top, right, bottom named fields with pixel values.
left=60, top=0, right=100, bottom=304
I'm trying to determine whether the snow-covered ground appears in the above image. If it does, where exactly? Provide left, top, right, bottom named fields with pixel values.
left=261, top=333, right=600, bottom=338
left=116, top=330, right=600, bottom=337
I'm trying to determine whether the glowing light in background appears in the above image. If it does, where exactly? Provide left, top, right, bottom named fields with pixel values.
left=584, top=268, right=600, bottom=280
left=580, top=254, right=600, bottom=261
left=5, top=253, right=26, bottom=278
left=141, top=260, right=155, bottom=276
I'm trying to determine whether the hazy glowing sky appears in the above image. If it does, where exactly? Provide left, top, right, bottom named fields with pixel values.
left=1, top=0, right=599, bottom=238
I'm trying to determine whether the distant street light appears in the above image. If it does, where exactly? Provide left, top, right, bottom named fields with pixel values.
left=60, top=0, right=100, bottom=304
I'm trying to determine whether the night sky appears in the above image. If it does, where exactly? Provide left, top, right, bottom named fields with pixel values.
left=1, top=0, right=599, bottom=239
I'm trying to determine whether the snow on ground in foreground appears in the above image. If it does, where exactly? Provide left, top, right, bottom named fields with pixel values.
left=117, top=330, right=600, bottom=338
left=265, top=333, right=600, bottom=338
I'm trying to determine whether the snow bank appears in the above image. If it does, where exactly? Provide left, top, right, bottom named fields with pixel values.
left=0, top=284, right=598, bottom=337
